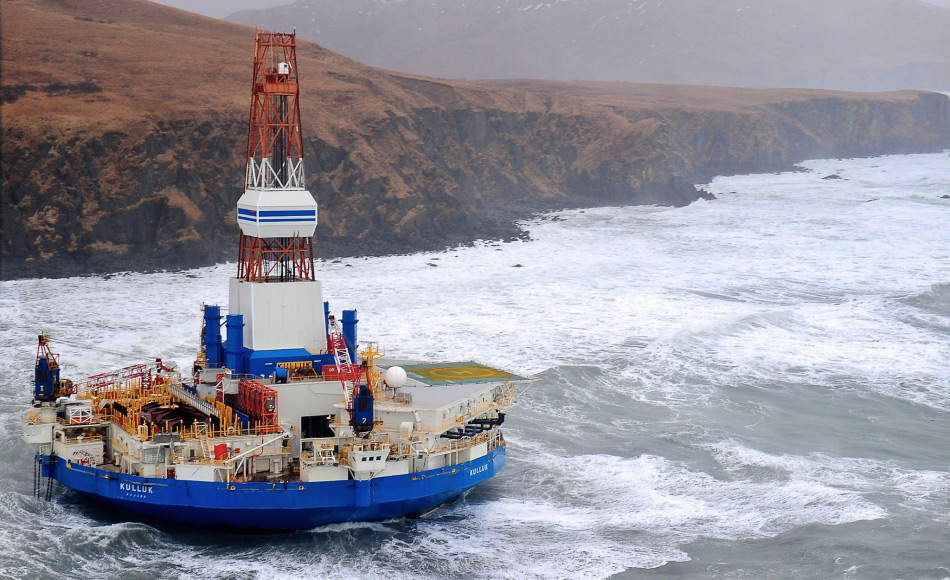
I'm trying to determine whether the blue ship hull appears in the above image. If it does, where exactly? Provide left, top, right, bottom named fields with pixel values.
left=39, top=445, right=505, bottom=531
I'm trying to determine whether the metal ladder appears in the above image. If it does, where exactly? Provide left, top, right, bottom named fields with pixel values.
left=164, top=380, right=221, bottom=419
left=197, top=423, right=213, bottom=459
left=34, top=453, right=56, bottom=501
left=327, top=316, right=360, bottom=410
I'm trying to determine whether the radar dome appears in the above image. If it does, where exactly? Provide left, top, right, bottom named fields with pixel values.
left=384, top=366, right=407, bottom=389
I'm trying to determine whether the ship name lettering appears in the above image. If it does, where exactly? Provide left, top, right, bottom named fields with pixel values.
left=119, top=482, right=154, bottom=494
left=469, top=464, right=488, bottom=477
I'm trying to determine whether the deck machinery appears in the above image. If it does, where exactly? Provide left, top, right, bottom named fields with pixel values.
left=22, top=31, right=526, bottom=530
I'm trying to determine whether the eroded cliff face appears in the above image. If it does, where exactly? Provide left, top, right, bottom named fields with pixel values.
left=4, top=86, right=949, bottom=280
left=2, top=115, right=245, bottom=278
left=2, top=1, right=949, bottom=280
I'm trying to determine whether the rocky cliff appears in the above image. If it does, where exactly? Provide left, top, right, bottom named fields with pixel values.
left=2, top=0, right=950, bottom=280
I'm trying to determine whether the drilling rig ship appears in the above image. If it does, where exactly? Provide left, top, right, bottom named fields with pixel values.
left=21, top=31, right=523, bottom=531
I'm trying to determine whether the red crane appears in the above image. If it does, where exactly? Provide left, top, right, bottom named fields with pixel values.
left=326, top=315, right=362, bottom=419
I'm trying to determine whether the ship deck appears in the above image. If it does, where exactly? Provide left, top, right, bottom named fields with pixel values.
left=377, top=359, right=526, bottom=410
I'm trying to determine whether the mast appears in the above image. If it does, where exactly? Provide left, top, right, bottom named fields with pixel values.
left=237, top=31, right=316, bottom=283
left=227, top=31, right=327, bottom=366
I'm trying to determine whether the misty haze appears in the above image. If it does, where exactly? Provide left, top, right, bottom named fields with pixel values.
left=221, top=0, right=950, bottom=91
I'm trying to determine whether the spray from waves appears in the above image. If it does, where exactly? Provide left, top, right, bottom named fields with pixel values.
left=901, top=282, right=950, bottom=315
left=509, top=441, right=887, bottom=537
left=0, top=491, right=174, bottom=580
left=372, top=506, right=686, bottom=580
left=6, top=510, right=678, bottom=580
left=329, top=435, right=891, bottom=580
left=703, top=440, right=950, bottom=524
left=591, top=288, right=950, bottom=412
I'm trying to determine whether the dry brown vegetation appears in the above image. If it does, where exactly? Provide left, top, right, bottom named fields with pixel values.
left=2, top=0, right=949, bottom=279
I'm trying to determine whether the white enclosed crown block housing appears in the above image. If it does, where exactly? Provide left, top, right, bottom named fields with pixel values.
left=229, top=277, right=327, bottom=354
left=237, top=187, right=318, bottom=239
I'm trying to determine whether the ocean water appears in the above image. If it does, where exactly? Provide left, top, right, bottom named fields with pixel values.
left=1, top=151, right=948, bottom=580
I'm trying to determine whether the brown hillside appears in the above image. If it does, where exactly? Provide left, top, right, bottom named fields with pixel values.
left=2, top=0, right=950, bottom=279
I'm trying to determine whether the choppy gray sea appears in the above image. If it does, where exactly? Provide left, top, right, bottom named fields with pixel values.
left=1, top=152, right=948, bottom=579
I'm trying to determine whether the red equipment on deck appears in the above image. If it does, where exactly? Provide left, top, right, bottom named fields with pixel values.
left=85, top=364, right=153, bottom=394
left=326, top=315, right=362, bottom=419
left=237, top=379, right=280, bottom=433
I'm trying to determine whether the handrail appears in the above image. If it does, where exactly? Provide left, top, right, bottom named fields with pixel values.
left=223, top=429, right=290, bottom=466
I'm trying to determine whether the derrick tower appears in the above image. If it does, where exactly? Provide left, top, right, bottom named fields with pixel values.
left=238, top=30, right=315, bottom=282
left=228, top=31, right=327, bottom=361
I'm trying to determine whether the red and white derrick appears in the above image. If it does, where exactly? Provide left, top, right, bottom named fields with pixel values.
left=236, top=30, right=317, bottom=284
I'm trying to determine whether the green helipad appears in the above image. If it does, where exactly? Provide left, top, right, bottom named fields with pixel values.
left=403, top=361, right=524, bottom=385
